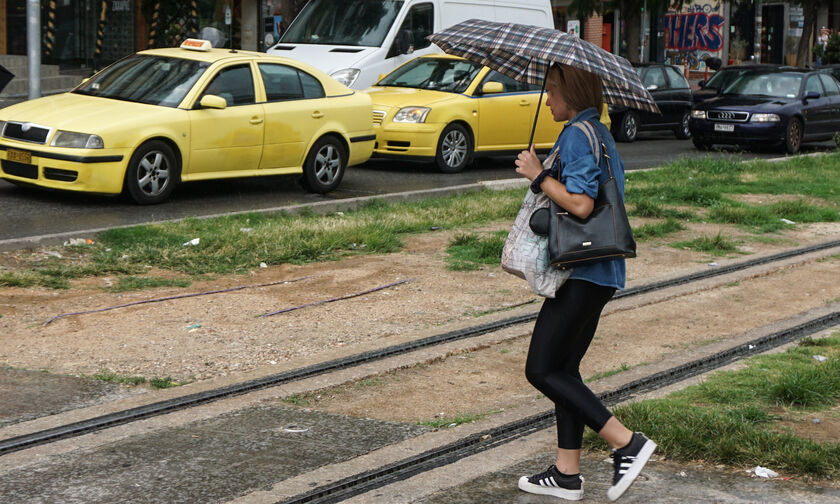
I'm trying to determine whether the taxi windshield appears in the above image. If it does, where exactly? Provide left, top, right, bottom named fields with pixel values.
left=378, top=58, right=481, bottom=93
left=280, top=0, right=404, bottom=46
left=73, top=55, right=209, bottom=107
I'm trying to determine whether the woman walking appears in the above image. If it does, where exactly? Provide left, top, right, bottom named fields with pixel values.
left=513, top=63, right=656, bottom=502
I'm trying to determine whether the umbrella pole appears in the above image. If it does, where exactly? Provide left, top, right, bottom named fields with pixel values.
left=527, top=69, right=549, bottom=149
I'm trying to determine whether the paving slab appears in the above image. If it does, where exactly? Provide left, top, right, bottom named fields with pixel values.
left=0, top=367, right=139, bottom=428
left=0, top=405, right=427, bottom=504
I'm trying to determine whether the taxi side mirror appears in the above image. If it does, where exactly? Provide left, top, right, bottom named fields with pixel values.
left=481, top=81, right=504, bottom=94
left=199, top=94, right=227, bottom=109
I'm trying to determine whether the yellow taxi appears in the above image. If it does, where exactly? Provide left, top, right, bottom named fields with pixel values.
left=364, top=54, right=610, bottom=173
left=0, top=39, right=375, bottom=204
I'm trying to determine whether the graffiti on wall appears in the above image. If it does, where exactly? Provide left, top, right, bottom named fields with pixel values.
left=664, top=2, right=726, bottom=70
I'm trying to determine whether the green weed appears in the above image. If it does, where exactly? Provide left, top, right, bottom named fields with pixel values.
left=445, top=231, right=507, bottom=271
left=671, top=233, right=741, bottom=256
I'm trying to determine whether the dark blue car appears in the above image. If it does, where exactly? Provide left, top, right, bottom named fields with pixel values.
left=689, top=69, right=840, bottom=154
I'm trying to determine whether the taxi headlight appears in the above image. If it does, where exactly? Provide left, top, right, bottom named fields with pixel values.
left=51, top=130, right=104, bottom=149
left=750, top=113, right=780, bottom=123
left=393, top=107, right=431, bottom=123
left=330, top=68, right=361, bottom=87
left=690, top=110, right=706, bottom=119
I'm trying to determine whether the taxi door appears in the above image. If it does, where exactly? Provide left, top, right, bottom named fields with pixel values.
left=474, top=71, right=531, bottom=151
left=187, top=63, right=264, bottom=177
left=256, top=63, right=325, bottom=170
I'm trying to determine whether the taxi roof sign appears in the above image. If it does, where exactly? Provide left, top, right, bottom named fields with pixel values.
left=180, top=39, right=212, bottom=51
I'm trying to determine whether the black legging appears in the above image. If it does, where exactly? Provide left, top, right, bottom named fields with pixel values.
left=525, top=279, right=616, bottom=449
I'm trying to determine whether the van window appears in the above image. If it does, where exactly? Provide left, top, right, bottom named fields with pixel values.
left=394, top=2, right=434, bottom=54
left=259, top=64, right=326, bottom=101
left=280, top=0, right=405, bottom=47
left=200, top=65, right=255, bottom=106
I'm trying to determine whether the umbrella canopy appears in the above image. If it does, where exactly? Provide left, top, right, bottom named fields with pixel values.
left=428, top=18, right=659, bottom=115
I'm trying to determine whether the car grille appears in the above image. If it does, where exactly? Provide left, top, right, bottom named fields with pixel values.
left=1, top=159, right=38, bottom=179
left=1, top=121, right=52, bottom=144
left=372, top=110, right=385, bottom=125
left=707, top=111, right=749, bottom=122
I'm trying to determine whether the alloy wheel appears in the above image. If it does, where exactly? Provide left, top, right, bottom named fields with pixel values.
left=314, top=144, right=341, bottom=186
left=137, top=151, right=171, bottom=198
left=441, top=129, right=468, bottom=169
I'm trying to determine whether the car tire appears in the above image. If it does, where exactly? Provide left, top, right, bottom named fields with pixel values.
left=614, top=111, right=637, bottom=142
left=692, top=138, right=711, bottom=151
left=784, top=117, right=802, bottom=154
left=435, top=123, right=472, bottom=173
left=124, top=140, right=179, bottom=205
left=301, top=135, right=346, bottom=194
left=674, top=111, right=692, bottom=139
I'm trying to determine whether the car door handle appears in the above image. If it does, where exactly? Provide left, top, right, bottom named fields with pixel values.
left=312, top=111, right=324, bottom=118
left=249, top=117, right=263, bottom=125
left=519, top=100, right=529, bottom=106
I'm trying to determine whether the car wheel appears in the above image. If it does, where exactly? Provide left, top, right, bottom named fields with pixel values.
left=435, top=123, right=472, bottom=173
left=615, top=111, right=637, bottom=142
left=692, top=138, right=711, bottom=151
left=784, top=117, right=802, bottom=154
left=124, top=140, right=179, bottom=205
left=301, top=135, right=346, bottom=193
left=674, top=111, right=692, bottom=139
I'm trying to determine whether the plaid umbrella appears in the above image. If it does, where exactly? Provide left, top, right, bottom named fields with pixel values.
left=428, top=19, right=659, bottom=116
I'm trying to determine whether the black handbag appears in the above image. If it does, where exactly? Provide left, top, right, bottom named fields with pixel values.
left=529, top=121, right=635, bottom=268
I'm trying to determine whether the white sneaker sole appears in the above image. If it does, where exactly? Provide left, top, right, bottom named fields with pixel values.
left=518, top=476, right=583, bottom=500
left=606, top=439, right=657, bottom=501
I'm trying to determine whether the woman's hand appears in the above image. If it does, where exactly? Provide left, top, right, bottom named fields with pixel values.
left=514, top=145, right=542, bottom=181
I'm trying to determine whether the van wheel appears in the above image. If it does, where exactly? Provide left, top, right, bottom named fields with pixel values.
left=614, top=111, right=637, bottom=142
left=124, top=140, right=179, bottom=205
left=436, top=123, right=472, bottom=173
left=301, top=136, right=346, bottom=193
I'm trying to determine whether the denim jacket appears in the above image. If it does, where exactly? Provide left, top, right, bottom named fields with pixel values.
left=549, top=107, right=626, bottom=290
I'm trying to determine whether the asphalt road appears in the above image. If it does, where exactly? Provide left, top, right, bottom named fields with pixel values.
left=0, top=131, right=835, bottom=243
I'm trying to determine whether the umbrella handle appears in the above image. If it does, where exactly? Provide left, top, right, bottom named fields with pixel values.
left=527, top=69, right=548, bottom=151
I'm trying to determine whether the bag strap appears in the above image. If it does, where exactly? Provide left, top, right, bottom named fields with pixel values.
left=571, top=120, right=614, bottom=179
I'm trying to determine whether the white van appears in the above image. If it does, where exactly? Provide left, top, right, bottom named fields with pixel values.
left=266, top=0, right=554, bottom=90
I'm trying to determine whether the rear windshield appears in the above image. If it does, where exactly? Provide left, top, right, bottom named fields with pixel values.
left=74, top=55, right=208, bottom=107
left=281, top=0, right=404, bottom=47
left=724, top=72, right=803, bottom=98
left=378, top=58, right=482, bottom=93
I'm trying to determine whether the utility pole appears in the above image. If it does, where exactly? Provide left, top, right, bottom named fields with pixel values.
left=27, top=0, right=41, bottom=99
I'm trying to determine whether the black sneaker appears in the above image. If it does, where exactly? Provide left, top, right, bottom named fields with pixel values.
left=607, top=432, right=657, bottom=501
left=518, top=464, right=584, bottom=500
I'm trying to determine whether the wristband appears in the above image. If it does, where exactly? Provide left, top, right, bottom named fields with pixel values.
left=530, top=169, right=551, bottom=194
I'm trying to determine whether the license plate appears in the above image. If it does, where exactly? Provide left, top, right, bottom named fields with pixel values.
left=714, top=123, right=735, bottom=132
left=7, top=148, right=32, bottom=164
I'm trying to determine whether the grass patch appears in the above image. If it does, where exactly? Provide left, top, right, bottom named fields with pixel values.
left=107, top=276, right=192, bottom=292
left=418, top=412, right=490, bottom=429
left=282, top=394, right=311, bottom=407
left=445, top=231, right=507, bottom=270
left=585, top=363, right=631, bottom=383
left=4, top=153, right=840, bottom=289
left=632, top=218, right=686, bottom=241
left=583, top=333, right=840, bottom=478
left=149, top=377, right=179, bottom=389
left=671, top=232, right=741, bottom=256
left=93, top=371, right=147, bottom=386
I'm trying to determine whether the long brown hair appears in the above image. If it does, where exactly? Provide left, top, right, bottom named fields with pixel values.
left=546, top=63, right=603, bottom=113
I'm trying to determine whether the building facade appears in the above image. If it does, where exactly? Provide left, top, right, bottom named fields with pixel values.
left=2, top=1, right=839, bottom=73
